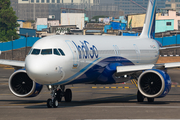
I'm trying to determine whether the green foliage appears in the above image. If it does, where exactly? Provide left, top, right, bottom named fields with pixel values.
left=0, top=0, right=11, bottom=10
left=55, top=28, right=70, bottom=34
left=67, top=28, right=70, bottom=33
left=26, top=20, right=35, bottom=23
left=92, top=16, right=108, bottom=22
left=0, top=0, right=19, bottom=42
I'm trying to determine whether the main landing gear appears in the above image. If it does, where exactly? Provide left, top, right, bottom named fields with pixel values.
left=47, top=85, right=72, bottom=108
left=137, top=90, right=154, bottom=103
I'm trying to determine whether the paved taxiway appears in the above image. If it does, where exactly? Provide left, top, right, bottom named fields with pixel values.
left=0, top=67, right=180, bottom=120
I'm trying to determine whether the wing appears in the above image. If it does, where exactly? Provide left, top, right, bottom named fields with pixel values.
left=160, top=46, right=180, bottom=50
left=0, top=59, right=25, bottom=70
left=116, top=62, right=180, bottom=76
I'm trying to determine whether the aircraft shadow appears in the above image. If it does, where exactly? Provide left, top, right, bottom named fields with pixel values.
left=1, top=92, right=180, bottom=109
left=21, top=94, right=175, bottom=109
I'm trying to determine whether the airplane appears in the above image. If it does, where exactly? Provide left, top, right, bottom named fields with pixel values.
left=0, top=0, right=179, bottom=108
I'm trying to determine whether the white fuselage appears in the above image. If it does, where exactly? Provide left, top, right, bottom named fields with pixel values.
left=25, top=35, right=159, bottom=85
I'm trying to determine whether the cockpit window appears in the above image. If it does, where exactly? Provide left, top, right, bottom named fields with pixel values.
left=28, top=48, right=33, bottom=55
left=58, top=49, right=65, bottom=56
left=54, top=49, right=60, bottom=56
left=31, top=49, right=40, bottom=55
left=41, top=49, right=52, bottom=55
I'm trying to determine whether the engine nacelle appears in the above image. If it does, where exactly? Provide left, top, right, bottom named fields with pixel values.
left=9, top=70, right=43, bottom=98
left=138, top=69, right=171, bottom=98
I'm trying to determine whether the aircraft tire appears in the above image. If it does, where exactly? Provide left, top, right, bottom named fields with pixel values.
left=56, top=89, right=62, bottom=102
left=147, top=98, right=154, bottom=102
left=52, top=97, right=59, bottom=108
left=47, top=98, right=52, bottom=108
left=137, top=90, right=144, bottom=102
left=65, top=89, right=72, bottom=102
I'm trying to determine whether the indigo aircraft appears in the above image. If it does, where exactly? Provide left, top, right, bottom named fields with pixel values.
left=0, top=0, right=179, bottom=108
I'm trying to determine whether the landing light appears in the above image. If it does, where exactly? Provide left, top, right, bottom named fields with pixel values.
left=48, top=85, right=52, bottom=89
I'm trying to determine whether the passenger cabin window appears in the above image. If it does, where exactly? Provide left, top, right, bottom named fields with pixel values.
left=54, top=49, right=60, bottom=56
left=58, top=49, right=65, bottom=56
left=31, top=49, right=40, bottom=55
left=41, top=49, right=52, bottom=55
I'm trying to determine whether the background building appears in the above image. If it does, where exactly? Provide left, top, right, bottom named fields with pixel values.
left=99, top=0, right=166, bottom=14
left=127, top=10, right=180, bottom=33
left=165, top=0, right=180, bottom=12
left=12, top=0, right=123, bottom=20
left=11, top=0, right=166, bottom=21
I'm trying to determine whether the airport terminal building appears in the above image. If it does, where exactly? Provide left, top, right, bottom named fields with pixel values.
left=11, top=0, right=166, bottom=21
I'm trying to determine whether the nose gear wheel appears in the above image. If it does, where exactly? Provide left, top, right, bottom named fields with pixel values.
left=46, top=85, right=72, bottom=108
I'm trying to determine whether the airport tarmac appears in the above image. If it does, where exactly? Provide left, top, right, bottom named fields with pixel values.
left=0, top=68, right=180, bottom=119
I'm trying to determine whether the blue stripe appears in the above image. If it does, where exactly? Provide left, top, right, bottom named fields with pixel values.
left=51, top=56, right=134, bottom=85
left=147, top=0, right=156, bottom=38
left=51, top=57, right=101, bottom=85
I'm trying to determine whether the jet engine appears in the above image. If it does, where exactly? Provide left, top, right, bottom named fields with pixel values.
left=9, top=70, right=43, bottom=98
left=138, top=69, right=171, bottom=98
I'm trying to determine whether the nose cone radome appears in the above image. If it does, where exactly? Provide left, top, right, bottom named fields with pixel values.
left=25, top=56, right=64, bottom=84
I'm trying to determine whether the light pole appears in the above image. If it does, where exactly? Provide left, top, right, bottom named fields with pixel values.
left=12, top=36, right=13, bottom=60
left=25, top=33, right=28, bottom=58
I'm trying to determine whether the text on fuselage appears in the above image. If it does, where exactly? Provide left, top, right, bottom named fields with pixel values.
left=73, top=40, right=98, bottom=59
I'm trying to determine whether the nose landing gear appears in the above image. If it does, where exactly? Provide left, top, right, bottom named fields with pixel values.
left=46, top=85, right=72, bottom=108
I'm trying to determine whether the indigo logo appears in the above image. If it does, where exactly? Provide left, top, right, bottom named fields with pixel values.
left=72, top=41, right=98, bottom=59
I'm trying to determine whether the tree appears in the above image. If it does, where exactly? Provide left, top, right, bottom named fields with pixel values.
left=92, top=16, right=108, bottom=23
left=26, top=20, right=35, bottom=23
left=0, top=0, right=19, bottom=42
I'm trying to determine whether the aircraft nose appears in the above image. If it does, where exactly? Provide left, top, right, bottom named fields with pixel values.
left=25, top=56, right=64, bottom=84
left=25, top=56, right=48, bottom=82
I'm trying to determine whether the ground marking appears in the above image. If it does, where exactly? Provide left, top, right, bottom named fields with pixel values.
left=92, top=87, right=97, bottom=89
left=111, top=87, right=116, bottom=89
left=3, top=68, right=14, bottom=70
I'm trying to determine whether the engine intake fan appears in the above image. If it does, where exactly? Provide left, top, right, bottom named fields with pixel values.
left=9, top=70, right=43, bottom=98
left=138, top=69, right=171, bottom=98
